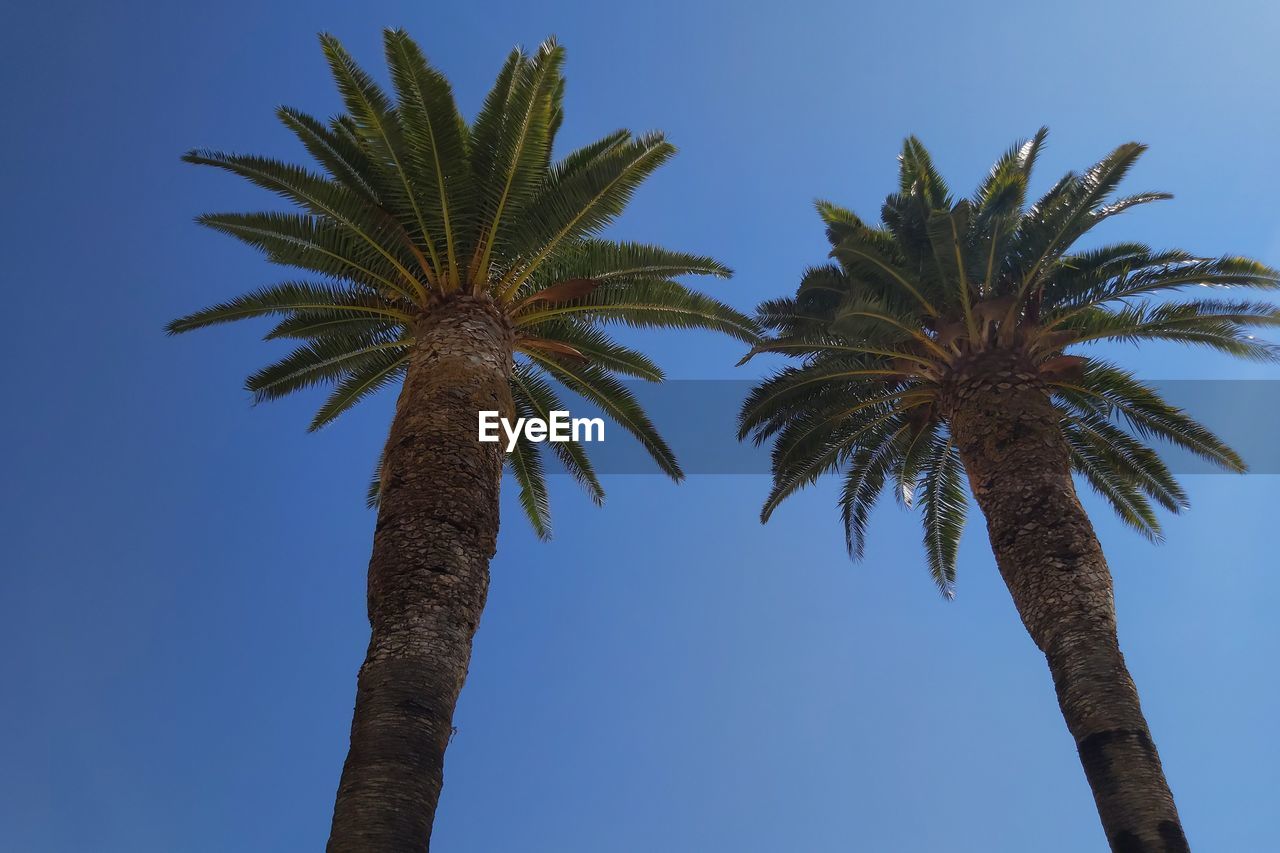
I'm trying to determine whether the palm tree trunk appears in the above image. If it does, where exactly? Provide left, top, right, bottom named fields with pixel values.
left=327, top=295, right=514, bottom=852
left=944, top=351, right=1189, bottom=853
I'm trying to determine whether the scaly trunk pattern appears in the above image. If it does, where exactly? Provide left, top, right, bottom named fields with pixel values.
left=943, top=350, right=1189, bottom=853
left=327, top=296, right=514, bottom=852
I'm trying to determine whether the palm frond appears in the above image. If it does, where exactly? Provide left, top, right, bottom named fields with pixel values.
left=525, top=354, right=682, bottom=480
left=518, top=321, right=663, bottom=380
left=310, top=348, right=408, bottom=431
left=514, top=278, right=758, bottom=343
left=166, top=280, right=409, bottom=334
left=1053, top=361, right=1245, bottom=472
left=383, top=29, right=474, bottom=289
left=917, top=437, right=965, bottom=598
left=319, top=32, right=441, bottom=288
left=470, top=39, right=564, bottom=282
left=838, top=426, right=904, bottom=559
left=276, top=106, right=381, bottom=202
left=507, top=430, right=552, bottom=540
left=498, top=133, right=676, bottom=297
left=245, top=333, right=408, bottom=403
left=510, top=364, right=606, bottom=505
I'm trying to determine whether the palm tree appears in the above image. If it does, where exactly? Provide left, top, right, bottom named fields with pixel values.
left=738, top=130, right=1279, bottom=851
left=170, top=30, right=754, bottom=851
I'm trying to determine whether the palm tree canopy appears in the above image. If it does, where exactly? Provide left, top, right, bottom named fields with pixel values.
left=739, top=130, right=1280, bottom=597
left=169, top=30, right=757, bottom=538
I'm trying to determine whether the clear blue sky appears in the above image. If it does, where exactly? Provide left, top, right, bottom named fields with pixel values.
left=3, top=1, right=1279, bottom=850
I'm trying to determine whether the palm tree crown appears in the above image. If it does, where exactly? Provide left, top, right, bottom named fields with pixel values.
left=740, top=129, right=1280, bottom=596
left=169, top=30, right=756, bottom=536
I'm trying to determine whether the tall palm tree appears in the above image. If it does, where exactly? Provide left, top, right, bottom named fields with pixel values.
left=738, top=130, right=1279, bottom=851
left=170, top=30, right=754, bottom=851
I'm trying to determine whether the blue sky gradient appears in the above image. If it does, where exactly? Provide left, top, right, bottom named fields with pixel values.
left=3, top=1, right=1279, bottom=850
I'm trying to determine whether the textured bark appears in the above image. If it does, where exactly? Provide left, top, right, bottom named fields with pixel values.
left=942, top=350, right=1188, bottom=853
left=327, top=296, right=514, bottom=852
